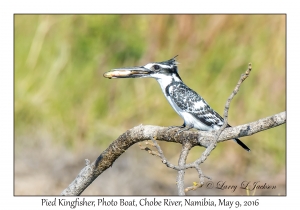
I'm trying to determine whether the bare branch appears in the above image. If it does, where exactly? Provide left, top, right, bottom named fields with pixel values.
left=223, top=63, right=252, bottom=125
left=177, top=142, right=192, bottom=195
left=138, top=142, right=160, bottom=157
left=148, top=136, right=180, bottom=169
left=61, top=111, right=285, bottom=195
left=216, top=63, right=252, bottom=142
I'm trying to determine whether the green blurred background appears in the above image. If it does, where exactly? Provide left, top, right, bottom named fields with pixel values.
left=14, top=15, right=286, bottom=195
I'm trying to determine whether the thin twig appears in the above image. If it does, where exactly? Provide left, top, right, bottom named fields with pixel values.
left=210, top=63, right=253, bottom=152
left=149, top=136, right=181, bottom=169
left=138, top=143, right=160, bottom=157
left=220, top=63, right=252, bottom=135
left=184, top=165, right=211, bottom=193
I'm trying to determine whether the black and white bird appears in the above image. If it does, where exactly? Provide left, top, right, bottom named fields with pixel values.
left=104, top=56, right=250, bottom=152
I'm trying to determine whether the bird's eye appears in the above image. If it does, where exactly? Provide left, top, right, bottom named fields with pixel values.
left=153, top=65, right=160, bottom=70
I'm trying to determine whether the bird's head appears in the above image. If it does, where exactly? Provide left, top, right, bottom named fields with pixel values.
left=103, top=55, right=182, bottom=81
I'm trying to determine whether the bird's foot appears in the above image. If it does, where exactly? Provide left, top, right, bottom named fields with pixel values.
left=176, top=125, right=194, bottom=135
left=166, top=125, right=194, bottom=135
left=166, top=125, right=185, bottom=131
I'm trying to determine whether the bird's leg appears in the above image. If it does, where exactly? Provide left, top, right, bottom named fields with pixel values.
left=176, top=124, right=194, bottom=135
left=166, top=123, right=186, bottom=131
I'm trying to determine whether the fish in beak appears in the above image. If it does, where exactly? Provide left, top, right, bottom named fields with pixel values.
left=103, top=67, right=152, bottom=79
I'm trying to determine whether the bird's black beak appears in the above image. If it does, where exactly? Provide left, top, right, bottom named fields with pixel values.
left=103, top=66, right=152, bottom=79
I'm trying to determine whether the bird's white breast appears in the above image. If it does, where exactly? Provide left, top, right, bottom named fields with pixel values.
left=155, top=75, right=184, bottom=116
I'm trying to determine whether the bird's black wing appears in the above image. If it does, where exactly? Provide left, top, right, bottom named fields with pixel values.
left=166, top=82, right=224, bottom=128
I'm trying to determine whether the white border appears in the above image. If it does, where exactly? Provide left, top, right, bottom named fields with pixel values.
left=2, top=0, right=297, bottom=209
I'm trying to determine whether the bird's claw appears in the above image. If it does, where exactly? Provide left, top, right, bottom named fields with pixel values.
left=175, top=126, right=193, bottom=135
left=166, top=125, right=185, bottom=132
left=166, top=125, right=193, bottom=136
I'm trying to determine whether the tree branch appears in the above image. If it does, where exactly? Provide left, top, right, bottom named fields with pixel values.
left=61, top=111, right=286, bottom=195
left=177, top=142, right=192, bottom=195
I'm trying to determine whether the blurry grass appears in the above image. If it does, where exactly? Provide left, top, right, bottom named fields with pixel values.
left=15, top=15, right=285, bottom=173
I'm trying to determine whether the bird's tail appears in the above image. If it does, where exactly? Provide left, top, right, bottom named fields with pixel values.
left=234, top=138, right=251, bottom=152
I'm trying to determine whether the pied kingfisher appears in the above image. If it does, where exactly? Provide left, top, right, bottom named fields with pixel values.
left=103, top=56, right=250, bottom=151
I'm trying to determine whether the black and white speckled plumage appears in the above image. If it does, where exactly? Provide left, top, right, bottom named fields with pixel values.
left=166, top=81, right=224, bottom=129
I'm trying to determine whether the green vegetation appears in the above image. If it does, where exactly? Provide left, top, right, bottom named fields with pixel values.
left=15, top=15, right=285, bottom=179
